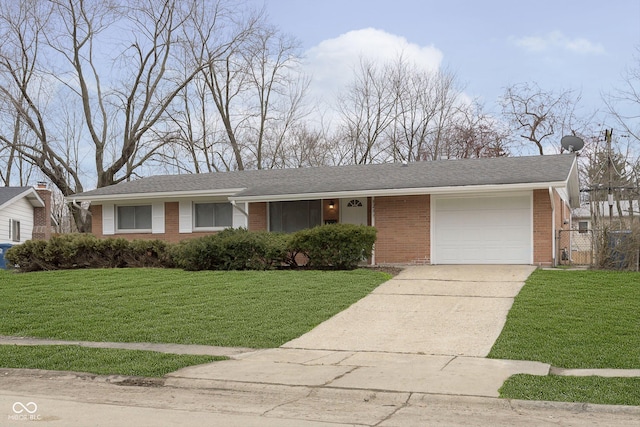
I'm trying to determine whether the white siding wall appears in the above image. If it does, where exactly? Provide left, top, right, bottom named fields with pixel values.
left=152, top=202, right=165, bottom=234
left=102, top=204, right=115, bottom=235
left=0, top=198, right=34, bottom=244
left=179, top=201, right=192, bottom=233
left=232, top=202, right=248, bottom=228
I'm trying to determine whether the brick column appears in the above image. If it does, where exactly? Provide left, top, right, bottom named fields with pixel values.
left=33, top=182, right=52, bottom=240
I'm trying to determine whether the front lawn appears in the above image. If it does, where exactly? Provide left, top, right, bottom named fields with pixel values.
left=0, top=345, right=222, bottom=377
left=500, top=374, right=640, bottom=407
left=489, top=269, right=640, bottom=406
left=0, top=268, right=389, bottom=377
left=489, top=269, right=640, bottom=368
left=0, top=268, right=389, bottom=348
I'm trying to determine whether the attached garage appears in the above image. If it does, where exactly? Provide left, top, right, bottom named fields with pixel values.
left=431, top=193, right=532, bottom=264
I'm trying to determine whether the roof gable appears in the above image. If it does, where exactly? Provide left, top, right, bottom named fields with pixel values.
left=0, top=187, right=45, bottom=211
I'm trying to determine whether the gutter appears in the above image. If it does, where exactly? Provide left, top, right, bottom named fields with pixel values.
left=230, top=182, right=570, bottom=204
left=68, top=188, right=246, bottom=203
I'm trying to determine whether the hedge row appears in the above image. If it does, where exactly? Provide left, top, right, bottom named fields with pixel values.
left=5, top=224, right=377, bottom=272
left=5, top=234, right=173, bottom=272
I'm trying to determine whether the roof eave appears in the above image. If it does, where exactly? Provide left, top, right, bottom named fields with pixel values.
left=67, top=188, right=246, bottom=203
left=229, top=181, right=572, bottom=203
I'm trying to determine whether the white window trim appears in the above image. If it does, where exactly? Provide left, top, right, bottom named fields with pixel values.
left=115, top=204, right=153, bottom=233
left=9, top=219, right=21, bottom=242
left=192, top=202, right=233, bottom=231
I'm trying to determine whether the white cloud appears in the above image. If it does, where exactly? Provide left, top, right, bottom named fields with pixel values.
left=303, top=28, right=443, bottom=107
left=511, top=31, right=605, bottom=55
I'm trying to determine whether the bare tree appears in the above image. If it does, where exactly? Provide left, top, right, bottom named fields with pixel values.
left=0, top=0, right=214, bottom=230
left=337, top=58, right=399, bottom=164
left=604, top=47, right=640, bottom=149
left=443, top=102, right=510, bottom=159
left=174, top=2, right=307, bottom=172
left=388, top=63, right=468, bottom=161
left=337, top=56, right=505, bottom=164
left=500, top=82, right=583, bottom=155
left=0, top=0, right=54, bottom=187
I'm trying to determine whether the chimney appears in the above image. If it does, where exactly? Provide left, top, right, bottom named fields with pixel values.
left=33, top=182, right=52, bottom=240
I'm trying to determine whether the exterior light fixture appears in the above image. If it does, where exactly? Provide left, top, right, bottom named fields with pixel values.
left=329, top=200, right=335, bottom=209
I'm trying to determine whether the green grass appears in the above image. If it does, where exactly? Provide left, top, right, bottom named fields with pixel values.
left=489, top=269, right=640, bottom=369
left=0, top=268, right=388, bottom=377
left=489, top=269, right=640, bottom=406
left=500, top=374, right=640, bottom=407
left=0, top=345, right=221, bottom=377
left=0, top=268, right=389, bottom=348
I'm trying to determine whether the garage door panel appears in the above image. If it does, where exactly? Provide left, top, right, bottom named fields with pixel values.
left=433, top=195, right=531, bottom=264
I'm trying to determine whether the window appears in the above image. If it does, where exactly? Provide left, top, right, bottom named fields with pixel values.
left=9, top=219, right=20, bottom=242
left=269, top=200, right=321, bottom=233
left=194, top=203, right=232, bottom=228
left=117, top=205, right=152, bottom=231
left=347, top=199, right=363, bottom=207
left=578, top=221, right=589, bottom=234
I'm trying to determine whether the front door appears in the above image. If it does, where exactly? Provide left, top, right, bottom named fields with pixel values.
left=340, top=198, right=368, bottom=225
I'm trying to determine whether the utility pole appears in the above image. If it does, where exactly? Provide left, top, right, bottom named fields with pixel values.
left=605, top=128, right=614, bottom=227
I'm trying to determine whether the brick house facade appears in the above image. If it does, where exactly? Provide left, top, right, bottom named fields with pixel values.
left=73, top=155, right=580, bottom=266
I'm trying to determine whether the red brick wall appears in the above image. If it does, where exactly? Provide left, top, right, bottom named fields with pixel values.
left=533, top=189, right=553, bottom=266
left=248, top=202, right=268, bottom=231
left=32, top=188, right=52, bottom=240
left=374, top=195, right=430, bottom=264
left=90, top=205, right=103, bottom=237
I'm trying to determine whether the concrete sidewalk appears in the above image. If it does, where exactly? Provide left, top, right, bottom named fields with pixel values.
left=167, top=265, right=547, bottom=398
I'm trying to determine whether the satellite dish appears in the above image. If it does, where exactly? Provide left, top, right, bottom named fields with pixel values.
left=561, top=135, right=584, bottom=152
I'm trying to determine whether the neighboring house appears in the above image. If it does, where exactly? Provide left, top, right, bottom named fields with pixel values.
left=573, top=200, right=640, bottom=231
left=0, top=184, right=52, bottom=244
left=69, top=154, right=580, bottom=266
left=564, top=200, right=640, bottom=265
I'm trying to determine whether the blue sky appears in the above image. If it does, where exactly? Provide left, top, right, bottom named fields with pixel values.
left=248, top=0, right=640, bottom=117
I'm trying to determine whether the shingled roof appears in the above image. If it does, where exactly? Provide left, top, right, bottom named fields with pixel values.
left=71, top=154, right=579, bottom=205
left=0, top=187, right=45, bottom=209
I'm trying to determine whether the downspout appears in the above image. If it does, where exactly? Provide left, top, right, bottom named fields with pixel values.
left=549, top=187, right=556, bottom=267
left=371, top=196, right=375, bottom=266
left=230, top=200, right=248, bottom=218
left=230, top=200, right=249, bottom=229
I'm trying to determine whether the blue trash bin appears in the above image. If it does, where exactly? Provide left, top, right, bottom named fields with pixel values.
left=0, top=243, right=13, bottom=269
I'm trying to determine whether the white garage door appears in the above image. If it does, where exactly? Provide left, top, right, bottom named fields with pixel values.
left=432, top=194, right=532, bottom=264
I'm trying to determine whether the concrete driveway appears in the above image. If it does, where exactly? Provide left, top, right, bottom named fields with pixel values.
left=283, top=265, right=537, bottom=357
left=168, top=265, right=548, bottom=398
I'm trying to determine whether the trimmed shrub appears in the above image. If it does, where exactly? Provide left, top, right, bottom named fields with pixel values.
left=289, top=224, right=377, bottom=269
left=125, top=239, right=175, bottom=268
left=171, top=228, right=291, bottom=271
left=5, top=234, right=173, bottom=272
